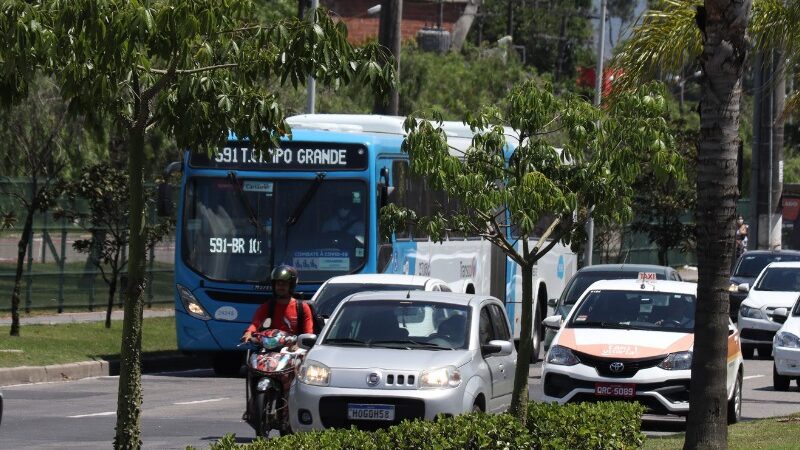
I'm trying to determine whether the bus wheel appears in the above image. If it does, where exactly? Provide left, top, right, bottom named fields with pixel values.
left=212, top=353, right=243, bottom=377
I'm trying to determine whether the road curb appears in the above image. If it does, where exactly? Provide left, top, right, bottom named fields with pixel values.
left=0, top=354, right=210, bottom=387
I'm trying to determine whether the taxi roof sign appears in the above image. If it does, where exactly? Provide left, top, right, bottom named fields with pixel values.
left=638, top=272, right=657, bottom=282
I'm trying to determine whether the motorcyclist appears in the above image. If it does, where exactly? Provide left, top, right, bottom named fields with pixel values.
left=241, top=264, right=314, bottom=343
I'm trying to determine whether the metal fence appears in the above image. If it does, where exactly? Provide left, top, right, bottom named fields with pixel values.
left=0, top=178, right=175, bottom=312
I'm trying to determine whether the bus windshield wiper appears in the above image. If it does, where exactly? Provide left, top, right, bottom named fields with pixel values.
left=286, top=172, right=326, bottom=227
left=227, top=171, right=258, bottom=230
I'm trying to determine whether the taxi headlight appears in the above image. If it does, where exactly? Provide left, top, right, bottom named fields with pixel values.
left=298, top=360, right=330, bottom=386
left=774, top=331, right=800, bottom=349
left=546, top=345, right=579, bottom=366
left=177, top=284, right=210, bottom=320
left=658, top=351, right=693, bottom=370
left=420, top=366, right=462, bottom=388
left=739, top=304, right=764, bottom=320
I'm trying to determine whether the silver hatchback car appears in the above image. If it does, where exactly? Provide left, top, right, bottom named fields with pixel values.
left=289, top=291, right=517, bottom=432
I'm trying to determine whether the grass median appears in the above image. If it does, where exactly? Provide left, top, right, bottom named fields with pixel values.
left=0, top=316, right=177, bottom=367
left=644, top=414, right=800, bottom=450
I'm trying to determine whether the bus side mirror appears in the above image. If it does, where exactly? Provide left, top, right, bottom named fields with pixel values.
left=157, top=183, right=173, bottom=217
left=157, top=161, right=182, bottom=217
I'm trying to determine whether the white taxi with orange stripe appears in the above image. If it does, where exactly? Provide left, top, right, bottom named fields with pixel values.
left=541, top=278, right=744, bottom=422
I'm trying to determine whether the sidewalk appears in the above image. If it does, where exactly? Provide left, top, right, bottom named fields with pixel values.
left=0, top=308, right=174, bottom=326
left=0, top=307, right=211, bottom=386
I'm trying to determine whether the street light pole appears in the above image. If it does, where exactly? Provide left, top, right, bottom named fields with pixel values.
left=584, top=0, right=606, bottom=267
left=305, top=0, right=319, bottom=114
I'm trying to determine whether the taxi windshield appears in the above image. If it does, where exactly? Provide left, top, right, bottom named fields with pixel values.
left=568, top=290, right=696, bottom=333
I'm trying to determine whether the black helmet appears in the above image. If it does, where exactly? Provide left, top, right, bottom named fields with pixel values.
left=271, top=265, right=299, bottom=290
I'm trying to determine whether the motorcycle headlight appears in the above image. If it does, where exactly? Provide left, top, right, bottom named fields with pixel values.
left=177, top=284, right=210, bottom=320
left=420, top=366, right=462, bottom=389
left=774, top=331, right=800, bottom=349
left=546, top=345, right=580, bottom=366
left=658, top=351, right=693, bottom=370
left=739, top=304, right=764, bottom=320
left=297, top=360, right=330, bottom=386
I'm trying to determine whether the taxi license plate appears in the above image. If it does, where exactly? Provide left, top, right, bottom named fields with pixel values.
left=595, top=382, right=635, bottom=398
left=347, top=403, right=395, bottom=421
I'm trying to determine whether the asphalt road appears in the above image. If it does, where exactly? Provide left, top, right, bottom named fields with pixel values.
left=1, top=358, right=798, bottom=450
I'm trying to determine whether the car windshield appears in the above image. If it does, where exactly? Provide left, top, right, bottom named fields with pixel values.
left=568, top=290, right=696, bottom=333
left=314, top=283, right=425, bottom=317
left=562, top=271, right=667, bottom=306
left=734, top=254, right=800, bottom=278
left=754, top=267, right=800, bottom=292
left=324, top=300, right=470, bottom=350
left=182, top=177, right=367, bottom=283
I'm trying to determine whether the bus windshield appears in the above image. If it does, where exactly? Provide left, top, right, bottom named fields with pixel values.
left=182, top=177, right=368, bottom=283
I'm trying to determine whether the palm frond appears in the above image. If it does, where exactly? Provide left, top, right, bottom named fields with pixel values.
left=782, top=90, right=800, bottom=121
left=751, top=0, right=800, bottom=58
left=612, top=0, right=702, bottom=92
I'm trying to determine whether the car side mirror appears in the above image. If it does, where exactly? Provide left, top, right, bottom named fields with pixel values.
left=481, top=340, right=513, bottom=357
left=298, top=333, right=317, bottom=350
left=543, top=315, right=563, bottom=330
left=737, top=283, right=749, bottom=293
left=547, top=298, right=557, bottom=308
left=773, top=307, right=789, bottom=324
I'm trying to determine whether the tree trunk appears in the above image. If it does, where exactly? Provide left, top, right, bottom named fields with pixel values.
left=114, top=127, right=147, bottom=450
left=509, top=260, right=533, bottom=422
left=450, top=0, right=481, bottom=52
left=684, top=2, right=750, bottom=449
left=105, top=271, right=117, bottom=329
left=9, top=203, right=36, bottom=337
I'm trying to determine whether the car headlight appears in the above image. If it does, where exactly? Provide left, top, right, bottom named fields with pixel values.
left=546, top=345, right=579, bottom=366
left=739, top=304, right=764, bottom=320
left=774, top=331, right=800, bottom=349
left=297, top=360, right=331, bottom=386
left=420, top=366, right=462, bottom=389
left=658, top=351, right=693, bottom=370
left=177, top=284, right=210, bottom=320
left=728, top=283, right=739, bottom=292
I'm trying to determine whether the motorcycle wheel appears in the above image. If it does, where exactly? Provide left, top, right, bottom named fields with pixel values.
left=252, top=391, right=269, bottom=438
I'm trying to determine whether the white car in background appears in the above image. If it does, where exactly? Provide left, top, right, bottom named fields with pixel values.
left=772, top=295, right=800, bottom=390
left=310, top=274, right=452, bottom=321
left=542, top=279, right=744, bottom=423
left=290, top=291, right=516, bottom=431
left=738, top=261, right=800, bottom=359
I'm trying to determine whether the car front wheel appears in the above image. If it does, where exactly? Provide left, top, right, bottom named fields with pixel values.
left=727, top=373, right=742, bottom=424
left=774, top=364, right=791, bottom=391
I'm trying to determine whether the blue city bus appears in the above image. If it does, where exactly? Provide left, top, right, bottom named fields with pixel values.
left=170, top=114, right=576, bottom=374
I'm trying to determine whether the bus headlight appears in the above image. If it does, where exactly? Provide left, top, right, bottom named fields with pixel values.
left=177, top=284, right=211, bottom=320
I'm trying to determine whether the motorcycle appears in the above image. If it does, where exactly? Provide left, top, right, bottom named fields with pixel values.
left=241, top=328, right=304, bottom=437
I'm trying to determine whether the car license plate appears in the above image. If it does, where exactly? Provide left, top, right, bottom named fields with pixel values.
left=594, top=382, right=636, bottom=398
left=347, top=403, right=395, bottom=421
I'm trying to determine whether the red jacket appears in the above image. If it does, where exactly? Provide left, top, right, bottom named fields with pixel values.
left=245, top=298, right=314, bottom=335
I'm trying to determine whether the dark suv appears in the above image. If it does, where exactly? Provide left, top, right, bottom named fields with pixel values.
left=542, top=264, right=682, bottom=351
left=729, top=250, right=800, bottom=320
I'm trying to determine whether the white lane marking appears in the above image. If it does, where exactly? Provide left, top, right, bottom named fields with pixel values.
left=69, top=411, right=116, bottom=418
left=174, top=397, right=229, bottom=405
left=743, top=375, right=764, bottom=380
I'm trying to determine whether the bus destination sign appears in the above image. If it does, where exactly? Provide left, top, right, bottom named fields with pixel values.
left=190, top=141, right=368, bottom=171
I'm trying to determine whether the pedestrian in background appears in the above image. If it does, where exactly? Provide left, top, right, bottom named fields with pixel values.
left=735, top=215, right=749, bottom=260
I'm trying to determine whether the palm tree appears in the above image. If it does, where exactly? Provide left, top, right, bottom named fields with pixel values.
left=612, top=1, right=800, bottom=448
